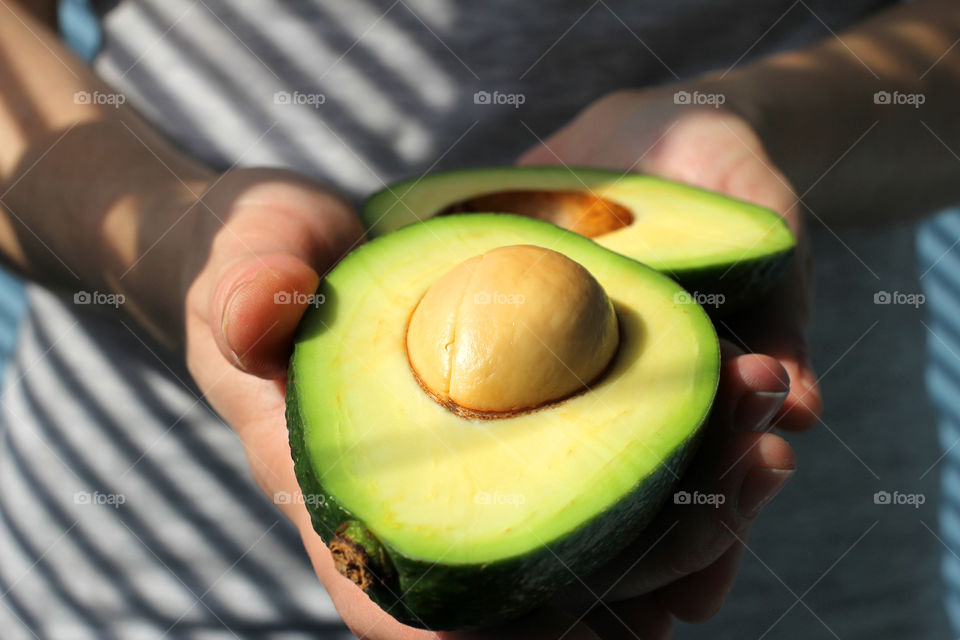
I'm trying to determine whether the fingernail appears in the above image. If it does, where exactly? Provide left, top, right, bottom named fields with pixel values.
left=734, top=390, right=789, bottom=432
left=220, top=277, right=254, bottom=365
left=738, top=468, right=794, bottom=519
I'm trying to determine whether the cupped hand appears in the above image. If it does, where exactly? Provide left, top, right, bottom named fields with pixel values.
left=457, top=88, right=822, bottom=638
left=181, top=168, right=444, bottom=639
left=179, top=90, right=819, bottom=639
left=519, top=89, right=820, bottom=430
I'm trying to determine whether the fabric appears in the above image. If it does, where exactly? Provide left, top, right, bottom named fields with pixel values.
left=59, top=0, right=103, bottom=61
left=918, top=210, right=960, bottom=637
left=0, top=1, right=897, bottom=638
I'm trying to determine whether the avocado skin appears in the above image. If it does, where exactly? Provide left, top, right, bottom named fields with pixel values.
left=286, top=369, right=709, bottom=631
left=676, top=246, right=795, bottom=314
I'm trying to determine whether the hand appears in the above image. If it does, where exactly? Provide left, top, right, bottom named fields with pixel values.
left=456, top=88, right=822, bottom=638
left=181, top=168, right=443, bottom=639
left=519, top=89, right=820, bottom=430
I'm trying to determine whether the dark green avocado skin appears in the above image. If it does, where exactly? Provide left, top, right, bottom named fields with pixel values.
left=675, top=246, right=795, bottom=315
left=285, top=370, right=708, bottom=631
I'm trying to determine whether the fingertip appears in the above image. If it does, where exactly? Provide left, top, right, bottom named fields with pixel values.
left=731, top=353, right=790, bottom=394
left=775, top=361, right=822, bottom=432
left=751, top=431, right=797, bottom=471
left=716, top=352, right=790, bottom=431
left=214, top=254, right=320, bottom=378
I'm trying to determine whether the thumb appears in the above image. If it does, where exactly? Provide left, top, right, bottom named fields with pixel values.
left=211, top=252, right=321, bottom=379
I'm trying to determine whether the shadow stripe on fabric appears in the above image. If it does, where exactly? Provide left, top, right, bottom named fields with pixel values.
left=4, top=424, right=351, bottom=638
left=0, top=483, right=119, bottom=640
left=28, top=315, right=309, bottom=619
left=110, top=0, right=408, bottom=186
left=16, top=373, right=240, bottom=625
left=3, top=417, right=173, bottom=631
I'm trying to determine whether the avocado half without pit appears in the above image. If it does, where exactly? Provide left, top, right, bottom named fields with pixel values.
left=286, top=214, right=721, bottom=630
left=362, top=166, right=796, bottom=311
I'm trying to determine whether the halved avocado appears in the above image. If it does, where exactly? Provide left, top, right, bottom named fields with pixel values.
left=286, top=214, right=720, bottom=630
left=362, top=166, right=795, bottom=310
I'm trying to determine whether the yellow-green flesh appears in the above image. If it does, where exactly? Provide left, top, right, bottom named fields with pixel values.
left=363, top=166, right=794, bottom=273
left=292, top=215, right=719, bottom=565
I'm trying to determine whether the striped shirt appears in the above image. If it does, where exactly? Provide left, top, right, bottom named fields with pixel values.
left=0, top=1, right=898, bottom=638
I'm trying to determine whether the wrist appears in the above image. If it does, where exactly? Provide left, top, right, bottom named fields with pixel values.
left=103, top=169, right=216, bottom=346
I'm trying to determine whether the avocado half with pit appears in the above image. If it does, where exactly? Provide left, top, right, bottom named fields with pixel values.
left=286, top=214, right=721, bottom=630
left=362, top=166, right=795, bottom=310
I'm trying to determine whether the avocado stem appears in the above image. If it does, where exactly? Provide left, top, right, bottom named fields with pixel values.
left=330, top=520, right=394, bottom=592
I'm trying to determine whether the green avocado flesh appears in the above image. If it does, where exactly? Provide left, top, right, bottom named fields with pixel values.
left=362, top=166, right=796, bottom=310
left=286, top=215, right=721, bottom=630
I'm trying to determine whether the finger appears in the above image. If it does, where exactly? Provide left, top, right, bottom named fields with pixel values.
left=654, top=534, right=747, bottom=623
left=195, top=173, right=363, bottom=379
left=567, top=430, right=794, bottom=603
left=724, top=245, right=821, bottom=432
left=715, top=340, right=791, bottom=432
left=211, top=252, right=320, bottom=378
left=583, top=598, right=673, bottom=640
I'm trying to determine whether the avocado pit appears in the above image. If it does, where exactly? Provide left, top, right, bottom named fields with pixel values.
left=406, top=244, right=620, bottom=416
left=439, top=189, right=634, bottom=238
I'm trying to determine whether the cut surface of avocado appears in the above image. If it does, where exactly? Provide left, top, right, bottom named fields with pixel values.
left=362, top=166, right=795, bottom=309
left=286, top=214, right=720, bottom=630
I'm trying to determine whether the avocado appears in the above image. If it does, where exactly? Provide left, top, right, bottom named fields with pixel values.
left=362, top=166, right=795, bottom=310
left=286, top=214, right=720, bottom=630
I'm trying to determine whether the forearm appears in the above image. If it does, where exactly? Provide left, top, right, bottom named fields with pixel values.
left=0, top=1, right=213, bottom=340
left=704, top=0, right=960, bottom=224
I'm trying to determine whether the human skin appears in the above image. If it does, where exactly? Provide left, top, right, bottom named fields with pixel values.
left=1, top=0, right=959, bottom=638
